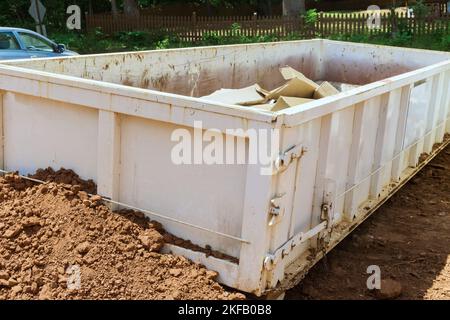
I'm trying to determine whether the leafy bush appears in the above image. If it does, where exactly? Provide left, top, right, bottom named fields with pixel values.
left=411, top=0, right=429, bottom=19
left=304, top=9, right=319, bottom=26
left=441, top=34, right=450, bottom=51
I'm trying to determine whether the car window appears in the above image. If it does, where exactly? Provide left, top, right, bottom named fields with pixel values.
left=0, top=32, right=20, bottom=50
left=18, top=32, right=54, bottom=52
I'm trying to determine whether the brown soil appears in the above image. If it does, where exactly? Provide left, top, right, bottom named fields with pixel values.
left=0, top=170, right=244, bottom=300
left=287, top=144, right=450, bottom=300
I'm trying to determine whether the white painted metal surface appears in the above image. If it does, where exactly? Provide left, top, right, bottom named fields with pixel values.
left=0, top=40, right=449, bottom=296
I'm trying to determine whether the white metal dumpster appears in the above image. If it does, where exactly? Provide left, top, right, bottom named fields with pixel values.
left=0, top=39, right=449, bottom=296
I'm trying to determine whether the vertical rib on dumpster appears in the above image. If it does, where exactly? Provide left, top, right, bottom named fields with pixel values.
left=391, top=85, right=413, bottom=182
left=97, top=110, right=121, bottom=209
left=424, top=73, right=445, bottom=153
left=237, top=120, right=276, bottom=295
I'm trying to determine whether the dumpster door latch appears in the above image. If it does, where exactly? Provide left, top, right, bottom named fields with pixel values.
left=268, top=193, right=286, bottom=226
left=274, top=144, right=306, bottom=174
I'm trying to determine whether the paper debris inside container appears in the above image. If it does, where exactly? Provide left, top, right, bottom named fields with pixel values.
left=313, top=81, right=340, bottom=99
left=200, top=66, right=357, bottom=112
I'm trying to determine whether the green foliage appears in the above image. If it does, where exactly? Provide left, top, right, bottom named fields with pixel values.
left=304, top=9, right=318, bottom=25
left=411, top=0, right=429, bottom=19
left=0, top=0, right=112, bottom=32
left=442, top=35, right=450, bottom=51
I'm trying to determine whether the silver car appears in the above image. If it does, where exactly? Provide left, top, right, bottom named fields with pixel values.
left=0, top=27, right=78, bottom=60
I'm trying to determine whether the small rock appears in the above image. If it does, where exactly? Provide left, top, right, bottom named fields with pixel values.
left=229, top=292, right=246, bottom=300
left=211, top=282, right=222, bottom=291
left=0, top=279, right=11, bottom=287
left=38, top=284, right=52, bottom=300
left=78, top=191, right=89, bottom=200
left=30, top=282, right=38, bottom=294
left=138, top=235, right=152, bottom=249
left=8, top=278, right=18, bottom=286
left=172, top=290, right=181, bottom=300
left=71, top=185, right=81, bottom=193
left=22, top=217, right=41, bottom=228
left=205, top=270, right=218, bottom=280
left=0, top=271, right=9, bottom=280
left=91, top=195, right=102, bottom=202
left=169, top=268, right=182, bottom=277
left=10, top=285, right=22, bottom=295
left=374, top=279, right=402, bottom=300
left=3, top=226, right=22, bottom=239
left=76, top=242, right=91, bottom=255
left=82, top=200, right=91, bottom=207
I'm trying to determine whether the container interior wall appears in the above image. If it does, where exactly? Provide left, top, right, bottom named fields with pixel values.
left=5, top=40, right=324, bottom=97
left=321, top=41, right=450, bottom=84
left=7, top=40, right=450, bottom=97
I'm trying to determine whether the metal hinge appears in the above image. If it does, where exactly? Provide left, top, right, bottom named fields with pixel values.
left=263, top=221, right=328, bottom=270
left=268, top=193, right=286, bottom=226
left=317, top=185, right=335, bottom=252
left=317, top=204, right=333, bottom=253
left=274, top=144, right=306, bottom=174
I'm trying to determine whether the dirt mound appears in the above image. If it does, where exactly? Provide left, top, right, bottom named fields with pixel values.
left=0, top=172, right=244, bottom=300
left=29, top=167, right=97, bottom=194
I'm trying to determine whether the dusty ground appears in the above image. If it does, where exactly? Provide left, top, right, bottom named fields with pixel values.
left=0, top=168, right=244, bottom=300
left=287, top=145, right=450, bottom=300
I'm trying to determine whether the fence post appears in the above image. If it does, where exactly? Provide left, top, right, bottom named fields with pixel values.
left=317, top=12, right=323, bottom=37
left=192, top=11, right=197, bottom=25
left=85, top=11, right=89, bottom=33
left=252, top=12, right=257, bottom=37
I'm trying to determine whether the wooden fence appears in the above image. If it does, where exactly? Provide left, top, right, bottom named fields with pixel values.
left=85, top=12, right=450, bottom=42
left=311, top=0, right=448, bottom=12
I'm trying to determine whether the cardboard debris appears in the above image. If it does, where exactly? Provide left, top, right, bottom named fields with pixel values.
left=313, top=81, right=340, bottom=99
left=275, top=96, right=315, bottom=109
left=200, top=84, right=265, bottom=105
left=200, top=66, right=344, bottom=112
left=254, top=96, right=314, bottom=112
left=266, top=77, right=318, bottom=101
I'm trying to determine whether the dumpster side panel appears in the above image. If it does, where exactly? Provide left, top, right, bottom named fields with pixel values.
left=267, top=66, right=450, bottom=294
left=118, top=115, right=247, bottom=257
left=2, top=92, right=98, bottom=180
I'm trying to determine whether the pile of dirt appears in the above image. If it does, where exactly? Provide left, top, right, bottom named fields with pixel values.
left=287, top=143, right=450, bottom=300
left=29, top=167, right=97, bottom=194
left=0, top=170, right=244, bottom=300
